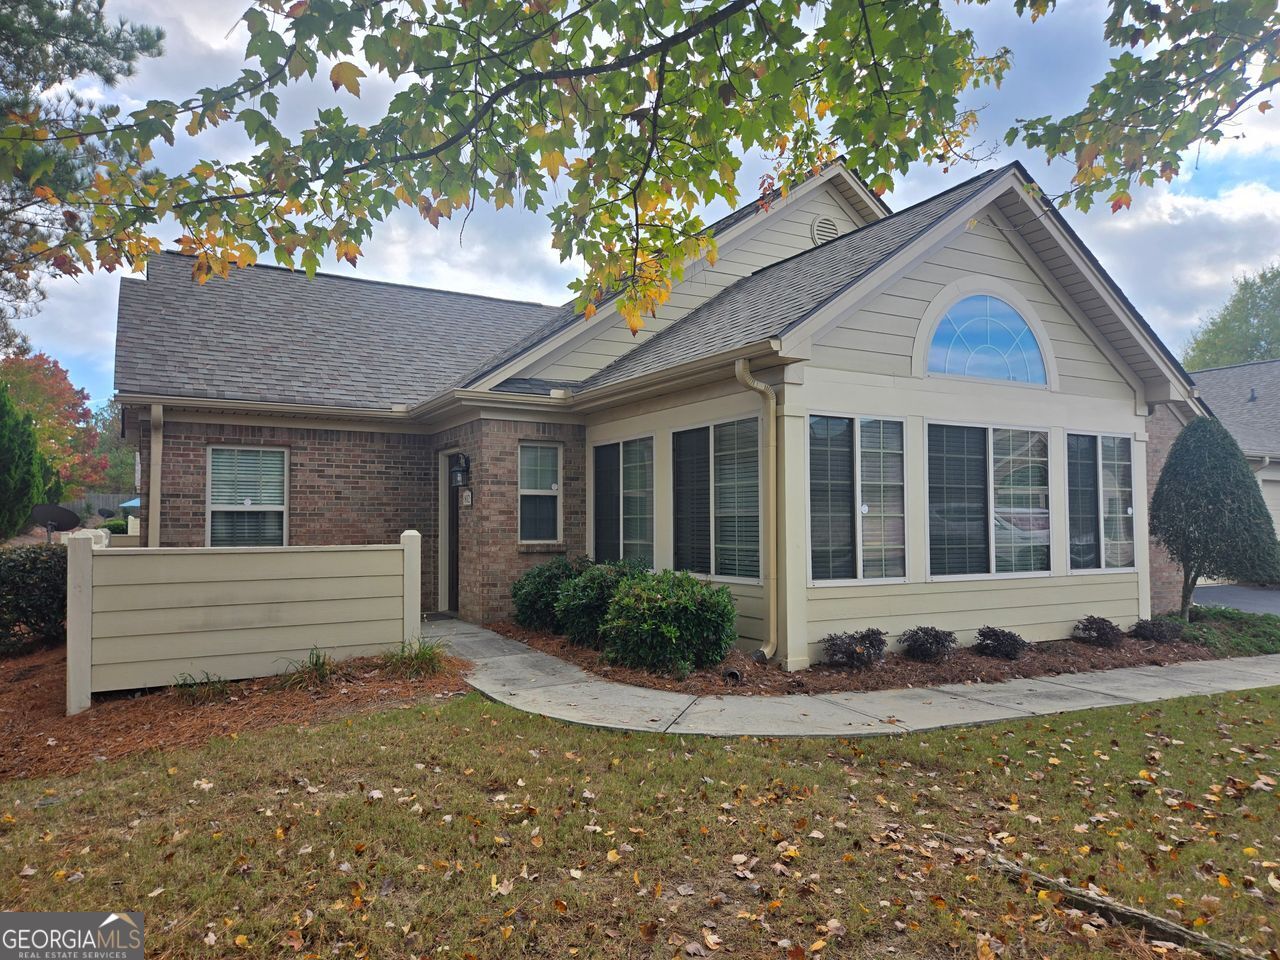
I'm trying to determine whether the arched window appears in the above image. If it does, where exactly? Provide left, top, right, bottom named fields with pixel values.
left=927, top=295, right=1047, bottom=385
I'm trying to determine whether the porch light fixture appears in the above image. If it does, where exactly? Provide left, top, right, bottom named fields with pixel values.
left=449, top=454, right=471, bottom=488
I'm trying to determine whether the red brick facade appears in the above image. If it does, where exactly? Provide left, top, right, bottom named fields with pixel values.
left=129, top=410, right=585, bottom=625
left=1146, top=403, right=1187, bottom=614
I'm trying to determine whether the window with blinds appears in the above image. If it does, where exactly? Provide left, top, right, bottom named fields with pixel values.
left=673, top=419, right=759, bottom=578
left=1067, top=434, right=1100, bottom=569
left=928, top=425, right=989, bottom=576
left=808, top=416, right=905, bottom=581
left=713, top=418, right=760, bottom=578
left=518, top=444, right=560, bottom=542
left=992, top=429, right=1050, bottom=573
left=672, top=427, right=711, bottom=574
left=1066, top=434, right=1135, bottom=570
left=593, top=437, right=654, bottom=566
left=208, top=447, right=286, bottom=546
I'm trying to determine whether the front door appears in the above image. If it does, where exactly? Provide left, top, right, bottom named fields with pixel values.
left=447, top=454, right=462, bottom=613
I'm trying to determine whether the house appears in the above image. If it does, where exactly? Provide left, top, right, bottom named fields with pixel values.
left=1190, top=358, right=1280, bottom=532
left=113, top=161, right=1203, bottom=670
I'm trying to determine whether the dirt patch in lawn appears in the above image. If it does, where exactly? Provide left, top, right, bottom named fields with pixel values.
left=488, top=620, right=1222, bottom=697
left=0, top=646, right=469, bottom=782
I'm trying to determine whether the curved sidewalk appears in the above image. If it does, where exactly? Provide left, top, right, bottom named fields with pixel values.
left=431, top=619, right=1280, bottom=737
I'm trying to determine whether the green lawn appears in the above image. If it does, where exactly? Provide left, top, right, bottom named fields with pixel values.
left=2, top=689, right=1277, bottom=958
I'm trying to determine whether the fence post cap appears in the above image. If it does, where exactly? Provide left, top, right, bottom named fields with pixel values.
left=399, top=529, right=422, bottom=544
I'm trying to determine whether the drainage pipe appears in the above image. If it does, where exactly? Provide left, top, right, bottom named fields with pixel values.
left=734, top=358, right=778, bottom=662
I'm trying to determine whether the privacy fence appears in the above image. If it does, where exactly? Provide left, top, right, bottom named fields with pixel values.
left=65, top=530, right=421, bottom=715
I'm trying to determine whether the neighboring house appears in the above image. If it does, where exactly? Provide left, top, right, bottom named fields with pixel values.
left=113, top=160, right=1202, bottom=670
left=1190, top=358, right=1280, bottom=533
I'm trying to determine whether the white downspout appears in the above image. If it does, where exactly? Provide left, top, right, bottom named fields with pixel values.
left=734, top=359, right=778, bottom=662
left=1252, top=456, right=1271, bottom=474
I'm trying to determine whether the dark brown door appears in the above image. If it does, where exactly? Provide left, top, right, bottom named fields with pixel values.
left=447, top=456, right=461, bottom=613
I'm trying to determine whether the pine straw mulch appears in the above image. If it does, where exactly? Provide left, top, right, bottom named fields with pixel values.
left=0, top=645, right=470, bottom=782
left=487, top=620, right=1223, bottom=697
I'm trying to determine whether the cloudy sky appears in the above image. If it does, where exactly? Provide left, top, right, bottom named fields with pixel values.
left=21, top=0, right=1280, bottom=405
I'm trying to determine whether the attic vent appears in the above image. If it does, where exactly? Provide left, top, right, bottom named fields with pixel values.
left=810, top=215, right=840, bottom=246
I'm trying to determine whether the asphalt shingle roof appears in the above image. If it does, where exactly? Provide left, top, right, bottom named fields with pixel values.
left=1191, top=359, right=1280, bottom=456
left=579, top=166, right=1009, bottom=391
left=115, top=252, right=561, bottom=409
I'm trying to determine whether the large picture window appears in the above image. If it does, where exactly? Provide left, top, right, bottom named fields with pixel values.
left=593, top=437, right=654, bottom=567
left=1068, top=433, right=1134, bottom=569
left=208, top=447, right=286, bottom=547
left=927, top=424, right=1050, bottom=576
left=808, top=416, right=905, bottom=581
left=518, top=443, right=561, bottom=542
left=673, top=418, right=760, bottom=579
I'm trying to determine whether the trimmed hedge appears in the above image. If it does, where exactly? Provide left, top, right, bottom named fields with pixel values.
left=511, top=556, right=590, bottom=631
left=600, top=570, right=736, bottom=675
left=101, top=517, right=128, bottom=534
left=1073, top=615, right=1124, bottom=648
left=554, top=562, right=633, bottom=648
left=0, top=545, right=67, bottom=655
left=1131, top=616, right=1185, bottom=643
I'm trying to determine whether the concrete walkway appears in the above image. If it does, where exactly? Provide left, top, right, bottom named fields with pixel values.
left=429, top=619, right=1280, bottom=738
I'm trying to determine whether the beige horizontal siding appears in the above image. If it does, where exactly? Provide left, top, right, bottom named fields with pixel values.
left=813, top=214, right=1133, bottom=402
left=804, top=573, right=1141, bottom=661
left=83, top=544, right=408, bottom=693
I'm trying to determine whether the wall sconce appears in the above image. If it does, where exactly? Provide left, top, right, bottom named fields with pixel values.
left=449, top=453, right=471, bottom=488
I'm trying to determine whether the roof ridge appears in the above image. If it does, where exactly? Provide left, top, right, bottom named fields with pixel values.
left=738, top=163, right=1014, bottom=283
left=1188, top=357, right=1280, bottom=374
left=150, top=249, right=559, bottom=310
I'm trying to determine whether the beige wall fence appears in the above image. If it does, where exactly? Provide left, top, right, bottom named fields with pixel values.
left=65, top=530, right=422, bottom=715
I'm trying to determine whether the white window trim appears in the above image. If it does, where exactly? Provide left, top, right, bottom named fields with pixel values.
left=517, top=441, right=563, bottom=544
left=205, top=445, right=289, bottom=548
left=805, top=412, right=910, bottom=588
left=672, top=414, right=763, bottom=586
left=923, top=419, right=1055, bottom=583
left=588, top=434, right=657, bottom=570
left=910, top=275, right=1061, bottom=392
left=1066, top=430, right=1138, bottom=576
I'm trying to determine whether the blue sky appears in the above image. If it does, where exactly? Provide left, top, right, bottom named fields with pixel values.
left=20, top=0, right=1280, bottom=406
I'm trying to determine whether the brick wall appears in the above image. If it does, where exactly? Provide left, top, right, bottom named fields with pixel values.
left=134, top=413, right=434, bottom=597
left=129, top=410, right=587, bottom=625
left=432, top=418, right=587, bottom=623
left=1146, top=403, right=1187, bottom=614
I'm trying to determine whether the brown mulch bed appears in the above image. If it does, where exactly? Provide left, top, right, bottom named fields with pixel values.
left=0, top=646, right=470, bottom=782
left=488, top=620, right=1222, bottom=697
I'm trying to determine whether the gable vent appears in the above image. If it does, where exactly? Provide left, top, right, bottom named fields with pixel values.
left=810, top=215, right=840, bottom=246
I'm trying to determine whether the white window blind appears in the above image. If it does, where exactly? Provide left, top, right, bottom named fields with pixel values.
left=208, top=448, right=286, bottom=547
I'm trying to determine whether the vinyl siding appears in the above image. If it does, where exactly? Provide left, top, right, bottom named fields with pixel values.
left=804, top=573, right=1141, bottom=662
left=1259, top=463, right=1280, bottom=532
left=87, top=545, right=407, bottom=691
left=812, top=213, right=1134, bottom=402
left=529, top=185, right=862, bottom=382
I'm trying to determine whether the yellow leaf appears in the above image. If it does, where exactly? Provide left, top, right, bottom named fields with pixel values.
left=539, top=149, right=567, bottom=182
left=234, top=934, right=250, bottom=948
left=1217, top=873, right=1231, bottom=888
left=606, top=849, right=620, bottom=863
left=329, top=62, right=366, bottom=97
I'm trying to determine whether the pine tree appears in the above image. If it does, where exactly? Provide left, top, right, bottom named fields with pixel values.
left=0, top=385, right=45, bottom=539
left=1150, top=417, right=1280, bottom=617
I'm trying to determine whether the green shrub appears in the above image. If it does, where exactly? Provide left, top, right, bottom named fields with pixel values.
left=600, top=570, right=736, bottom=675
left=0, top=544, right=67, bottom=655
left=1131, top=616, right=1185, bottom=643
left=381, top=637, right=446, bottom=678
left=821, top=628, right=887, bottom=669
left=1073, top=615, right=1124, bottom=647
left=1184, top=606, right=1280, bottom=655
left=972, top=625, right=1028, bottom=660
left=101, top=517, right=128, bottom=534
left=280, top=647, right=337, bottom=689
left=512, top=556, right=590, bottom=631
left=898, top=625, right=958, bottom=662
left=554, top=562, right=633, bottom=648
